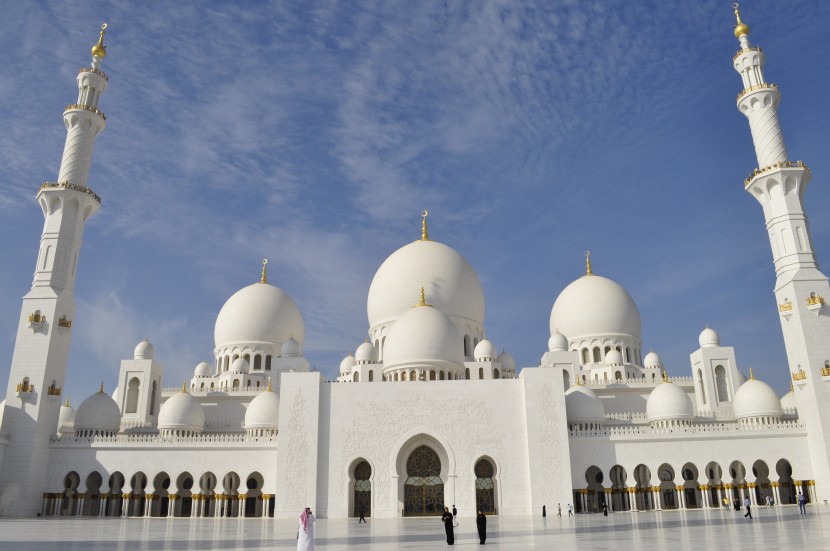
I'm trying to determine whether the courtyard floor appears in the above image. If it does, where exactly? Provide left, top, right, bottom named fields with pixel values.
left=0, top=505, right=827, bottom=550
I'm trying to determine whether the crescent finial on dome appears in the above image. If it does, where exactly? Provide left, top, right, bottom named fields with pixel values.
left=662, top=371, right=669, bottom=384
left=585, top=251, right=592, bottom=276
left=181, top=381, right=188, bottom=393
left=574, top=373, right=582, bottom=386
left=65, top=396, right=70, bottom=407
left=260, top=258, right=268, bottom=284
left=732, top=3, right=749, bottom=39
left=421, top=210, right=429, bottom=241
left=749, top=368, right=756, bottom=380
left=99, top=381, right=105, bottom=393
left=91, top=23, right=108, bottom=59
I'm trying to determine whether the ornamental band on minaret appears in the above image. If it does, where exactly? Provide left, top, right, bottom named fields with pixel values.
left=0, top=25, right=109, bottom=516
left=733, top=4, right=830, bottom=502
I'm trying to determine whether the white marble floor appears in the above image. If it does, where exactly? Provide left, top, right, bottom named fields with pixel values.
left=0, top=505, right=827, bottom=550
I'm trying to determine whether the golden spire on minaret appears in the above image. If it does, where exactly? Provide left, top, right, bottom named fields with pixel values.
left=260, top=259, right=268, bottom=284
left=421, top=210, right=429, bottom=241
left=91, top=23, right=108, bottom=58
left=732, top=3, right=749, bottom=39
left=585, top=251, right=592, bottom=276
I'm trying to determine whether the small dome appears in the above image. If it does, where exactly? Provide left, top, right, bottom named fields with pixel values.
left=383, top=304, right=464, bottom=369
left=699, top=326, right=720, bottom=348
left=497, top=350, right=516, bottom=372
left=355, top=341, right=377, bottom=364
left=230, top=357, right=249, bottom=373
left=340, top=354, right=356, bottom=373
left=605, top=349, right=623, bottom=366
left=551, top=273, right=642, bottom=342
left=643, top=351, right=662, bottom=368
left=780, top=388, right=796, bottom=411
left=474, top=339, right=497, bottom=361
left=564, top=385, right=605, bottom=424
left=214, top=282, right=304, bottom=350
left=194, top=361, right=212, bottom=378
left=58, top=399, right=76, bottom=434
left=646, top=381, right=694, bottom=422
left=158, top=391, right=205, bottom=432
left=281, top=336, right=301, bottom=358
left=134, top=339, right=154, bottom=360
left=733, top=375, right=783, bottom=419
left=75, top=389, right=121, bottom=433
left=245, top=389, right=280, bottom=430
left=548, top=331, right=569, bottom=352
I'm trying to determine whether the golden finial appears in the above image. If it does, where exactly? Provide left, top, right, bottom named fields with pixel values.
left=64, top=396, right=70, bottom=407
left=420, top=210, right=429, bottom=241
left=99, top=381, right=105, bottom=393
left=733, top=3, right=749, bottom=39
left=585, top=251, right=592, bottom=276
left=790, top=380, right=794, bottom=392
left=749, top=368, right=755, bottom=380
left=181, top=381, right=187, bottom=393
left=267, top=377, right=272, bottom=391
left=574, top=373, right=582, bottom=386
left=260, top=258, right=268, bottom=284
left=662, top=371, right=669, bottom=383
left=418, top=286, right=427, bottom=306
left=91, top=23, right=108, bottom=59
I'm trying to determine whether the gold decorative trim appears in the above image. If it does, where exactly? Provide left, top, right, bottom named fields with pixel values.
left=64, top=103, right=106, bottom=121
left=47, top=383, right=62, bottom=396
left=793, top=368, right=807, bottom=381
left=779, top=300, right=793, bottom=312
left=57, top=316, right=72, bottom=328
left=744, top=160, right=809, bottom=188
left=79, top=67, right=109, bottom=81
left=736, top=82, right=777, bottom=102
left=806, top=295, right=825, bottom=307
left=40, top=182, right=102, bottom=204
left=821, top=366, right=830, bottom=377
left=733, top=46, right=762, bottom=61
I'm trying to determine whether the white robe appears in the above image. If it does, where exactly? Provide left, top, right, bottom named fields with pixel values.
left=297, top=514, right=315, bottom=551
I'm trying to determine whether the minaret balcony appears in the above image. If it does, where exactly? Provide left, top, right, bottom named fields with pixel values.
left=736, top=82, right=778, bottom=102
left=64, top=103, right=106, bottom=121
left=806, top=294, right=825, bottom=313
left=40, top=182, right=102, bottom=204
left=744, top=160, right=809, bottom=188
left=733, top=46, right=762, bottom=61
left=78, top=67, right=109, bottom=81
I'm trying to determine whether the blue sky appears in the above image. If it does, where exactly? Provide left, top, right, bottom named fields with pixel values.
left=2, top=1, right=829, bottom=404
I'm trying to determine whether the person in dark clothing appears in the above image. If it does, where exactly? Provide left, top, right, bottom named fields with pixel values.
left=452, top=504, right=458, bottom=526
left=442, top=507, right=455, bottom=545
left=358, top=505, right=366, bottom=523
left=744, top=497, right=752, bottom=519
left=476, top=510, right=487, bottom=544
left=602, top=503, right=608, bottom=517
left=542, top=505, right=546, bottom=517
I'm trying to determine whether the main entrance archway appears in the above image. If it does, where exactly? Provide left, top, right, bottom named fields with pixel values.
left=404, top=446, right=444, bottom=516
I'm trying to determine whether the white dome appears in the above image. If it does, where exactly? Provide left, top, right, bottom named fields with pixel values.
left=355, top=341, right=377, bottom=364
left=58, top=400, right=75, bottom=434
left=646, top=381, right=694, bottom=422
left=550, top=274, right=641, bottom=341
left=340, top=354, right=356, bottom=373
left=214, top=282, right=304, bottom=349
left=194, top=361, right=212, bottom=378
left=497, top=350, right=516, bottom=371
left=605, top=349, right=623, bottom=366
left=548, top=331, right=568, bottom=352
left=367, top=239, right=484, bottom=330
left=564, top=385, right=605, bottom=424
left=158, top=391, right=205, bottom=432
left=644, top=351, right=662, bottom=368
left=230, top=357, right=249, bottom=373
left=281, top=336, right=301, bottom=357
left=474, top=339, right=497, bottom=361
left=733, top=376, right=783, bottom=419
left=245, top=389, right=280, bottom=430
left=383, top=304, right=464, bottom=369
left=699, top=326, right=720, bottom=348
left=780, top=389, right=796, bottom=411
left=75, top=389, right=121, bottom=433
left=134, top=339, right=154, bottom=360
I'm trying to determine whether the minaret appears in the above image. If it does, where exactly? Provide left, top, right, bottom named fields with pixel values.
left=0, top=25, right=109, bottom=516
left=732, top=5, right=830, bottom=501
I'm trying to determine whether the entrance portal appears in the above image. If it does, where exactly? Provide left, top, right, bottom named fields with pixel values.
left=404, top=445, right=444, bottom=516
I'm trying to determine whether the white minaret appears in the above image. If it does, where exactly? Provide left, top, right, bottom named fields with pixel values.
left=0, top=25, right=109, bottom=516
left=733, top=4, right=830, bottom=501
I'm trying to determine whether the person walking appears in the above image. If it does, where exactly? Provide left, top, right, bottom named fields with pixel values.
left=542, top=504, right=546, bottom=517
left=442, top=507, right=455, bottom=545
left=602, top=503, right=608, bottom=517
left=743, top=497, right=752, bottom=519
left=722, top=497, right=729, bottom=510
left=297, top=507, right=315, bottom=551
left=567, top=503, right=574, bottom=517
left=476, top=510, right=487, bottom=545
left=452, top=504, right=458, bottom=527
left=798, top=492, right=807, bottom=515
left=557, top=503, right=562, bottom=517
left=358, top=505, right=366, bottom=524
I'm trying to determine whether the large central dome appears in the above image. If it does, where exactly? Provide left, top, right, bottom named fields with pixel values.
left=550, top=273, right=641, bottom=341
left=214, top=282, right=304, bottom=349
left=367, top=239, right=484, bottom=330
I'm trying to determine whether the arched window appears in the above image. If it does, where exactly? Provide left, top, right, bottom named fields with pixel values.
left=615, top=371, right=622, bottom=382
left=479, top=367, right=484, bottom=379
left=464, top=335, right=472, bottom=357
left=368, top=371, right=374, bottom=382
left=475, top=459, right=496, bottom=514
left=465, top=368, right=470, bottom=380
left=625, top=347, right=631, bottom=363
left=697, top=369, right=706, bottom=405
left=125, top=377, right=140, bottom=414
left=582, top=348, right=590, bottom=364
left=430, top=371, right=436, bottom=381
left=253, top=355, right=262, bottom=370
left=265, top=355, right=272, bottom=371
left=354, top=461, right=372, bottom=517
left=440, top=371, right=445, bottom=380
left=402, top=372, right=407, bottom=381
left=354, top=372, right=360, bottom=383
left=233, top=379, right=240, bottom=389
left=493, top=368, right=499, bottom=379
left=593, top=347, right=601, bottom=363
left=604, top=346, right=611, bottom=355
left=404, top=446, right=443, bottom=516
left=715, top=365, right=729, bottom=402
left=410, top=370, right=416, bottom=382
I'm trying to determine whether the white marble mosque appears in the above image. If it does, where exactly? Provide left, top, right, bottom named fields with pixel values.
left=1, top=6, right=830, bottom=522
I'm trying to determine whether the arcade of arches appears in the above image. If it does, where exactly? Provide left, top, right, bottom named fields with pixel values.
left=574, top=459, right=815, bottom=513
left=41, top=471, right=275, bottom=518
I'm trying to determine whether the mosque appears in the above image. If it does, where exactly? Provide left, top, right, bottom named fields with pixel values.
left=1, top=6, right=829, bottom=520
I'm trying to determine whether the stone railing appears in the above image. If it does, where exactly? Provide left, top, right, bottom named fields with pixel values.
left=736, top=82, right=778, bottom=102
left=733, top=46, right=762, bottom=61
left=570, top=418, right=805, bottom=439
left=744, top=160, right=809, bottom=188
left=78, top=67, right=109, bottom=80
left=64, top=103, right=106, bottom=120
left=40, top=181, right=102, bottom=203
left=50, top=432, right=276, bottom=447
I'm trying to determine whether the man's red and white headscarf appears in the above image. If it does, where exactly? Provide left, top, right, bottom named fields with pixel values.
left=300, top=507, right=312, bottom=531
